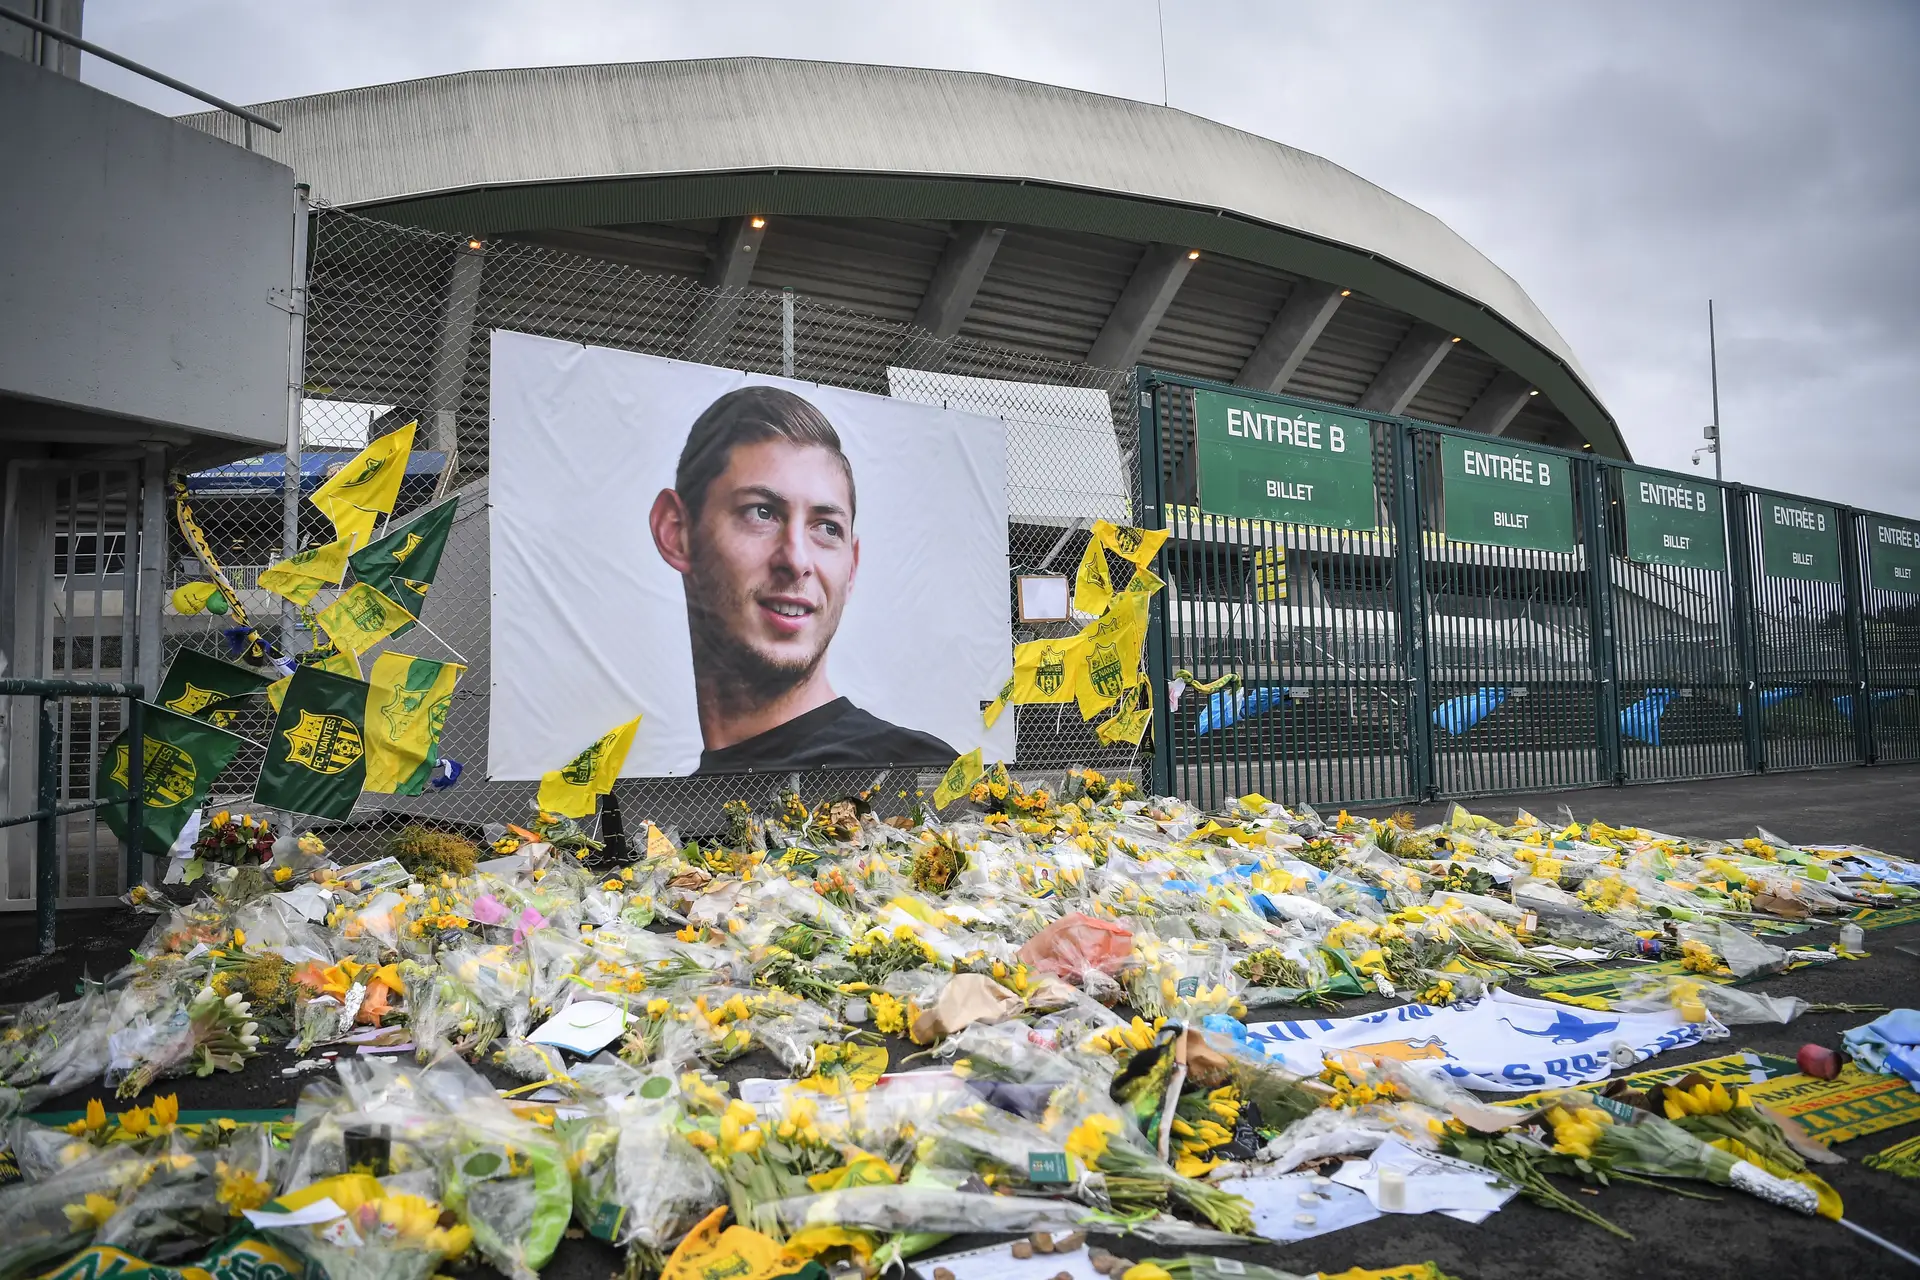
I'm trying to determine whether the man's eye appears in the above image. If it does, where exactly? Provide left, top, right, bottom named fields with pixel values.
left=816, top=521, right=844, bottom=541
left=748, top=504, right=777, bottom=522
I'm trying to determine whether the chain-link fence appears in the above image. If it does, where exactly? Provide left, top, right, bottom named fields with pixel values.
left=165, top=206, right=1145, bottom=852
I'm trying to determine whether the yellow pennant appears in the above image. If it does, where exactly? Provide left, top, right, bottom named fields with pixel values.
left=258, top=536, right=353, bottom=606
left=982, top=673, right=1015, bottom=728
left=1009, top=635, right=1082, bottom=705
left=645, top=822, right=677, bottom=859
left=1093, top=519, right=1169, bottom=567
left=538, top=715, right=641, bottom=818
left=363, top=652, right=465, bottom=795
left=1072, top=592, right=1148, bottom=718
left=1072, top=537, right=1114, bottom=616
left=311, top=422, right=416, bottom=547
left=1124, top=563, right=1165, bottom=599
left=315, top=583, right=415, bottom=656
left=1097, top=682, right=1153, bottom=746
left=931, top=747, right=986, bottom=809
left=265, top=677, right=289, bottom=712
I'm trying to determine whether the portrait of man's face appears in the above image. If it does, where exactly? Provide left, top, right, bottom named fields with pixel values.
left=656, top=436, right=860, bottom=703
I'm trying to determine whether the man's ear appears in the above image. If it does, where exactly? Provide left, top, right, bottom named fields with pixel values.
left=650, top=489, right=694, bottom=573
left=848, top=534, right=860, bottom=593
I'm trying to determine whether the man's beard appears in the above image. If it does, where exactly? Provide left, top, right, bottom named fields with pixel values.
left=684, top=568, right=835, bottom=716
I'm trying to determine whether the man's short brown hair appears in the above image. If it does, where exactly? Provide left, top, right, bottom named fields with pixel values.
left=675, top=386, right=856, bottom=519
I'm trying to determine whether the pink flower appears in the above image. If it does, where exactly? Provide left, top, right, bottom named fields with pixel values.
left=513, top=907, right=547, bottom=945
left=470, top=895, right=508, bottom=925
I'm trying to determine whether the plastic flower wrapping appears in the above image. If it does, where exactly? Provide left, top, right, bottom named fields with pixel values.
left=0, top=776, right=1912, bottom=1278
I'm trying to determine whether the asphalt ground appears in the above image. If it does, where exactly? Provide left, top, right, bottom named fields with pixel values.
left=6, top=764, right=1920, bottom=1279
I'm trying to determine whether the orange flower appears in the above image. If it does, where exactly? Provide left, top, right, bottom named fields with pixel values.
left=358, top=981, right=393, bottom=1026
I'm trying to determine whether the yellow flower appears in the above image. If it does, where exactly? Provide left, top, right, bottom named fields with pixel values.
left=62, top=1192, right=117, bottom=1231
left=151, top=1095, right=179, bottom=1130
left=119, top=1106, right=152, bottom=1137
left=214, top=1160, right=273, bottom=1215
left=1123, top=1266, right=1174, bottom=1280
left=64, top=1098, right=107, bottom=1137
left=685, top=1130, right=717, bottom=1152
left=1064, top=1113, right=1121, bottom=1165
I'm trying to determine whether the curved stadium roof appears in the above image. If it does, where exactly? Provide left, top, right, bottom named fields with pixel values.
left=184, top=57, right=1624, bottom=458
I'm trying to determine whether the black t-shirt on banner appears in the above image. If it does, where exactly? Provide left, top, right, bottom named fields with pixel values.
left=695, top=696, right=955, bottom=775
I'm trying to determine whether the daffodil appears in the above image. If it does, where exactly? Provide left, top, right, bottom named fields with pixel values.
left=62, top=1192, right=118, bottom=1231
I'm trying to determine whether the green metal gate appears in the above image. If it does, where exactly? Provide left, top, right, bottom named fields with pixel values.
left=1136, top=365, right=1920, bottom=808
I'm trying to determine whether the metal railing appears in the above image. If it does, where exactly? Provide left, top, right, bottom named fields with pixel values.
left=1137, top=367, right=1920, bottom=808
left=0, top=678, right=142, bottom=953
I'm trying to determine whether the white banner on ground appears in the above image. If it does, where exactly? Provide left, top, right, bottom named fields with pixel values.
left=1245, top=986, right=1712, bottom=1092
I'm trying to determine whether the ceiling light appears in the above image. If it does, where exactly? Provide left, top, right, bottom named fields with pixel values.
left=1528, top=388, right=1540, bottom=396
left=1450, top=336, right=1462, bottom=343
left=1339, top=289, right=1352, bottom=297
left=466, top=238, right=483, bottom=250
left=1187, top=249, right=1201, bottom=260
left=750, top=216, right=767, bottom=229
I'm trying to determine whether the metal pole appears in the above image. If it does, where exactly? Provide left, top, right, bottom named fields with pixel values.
left=125, top=696, right=144, bottom=886
left=0, top=5, right=282, bottom=133
left=281, top=186, right=311, bottom=663
left=36, top=697, right=59, bottom=955
left=781, top=288, right=796, bottom=378
left=1708, top=300, right=1722, bottom=483
left=1136, top=370, right=1176, bottom=798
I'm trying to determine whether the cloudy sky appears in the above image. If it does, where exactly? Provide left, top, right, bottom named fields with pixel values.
left=80, top=1, right=1920, bottom=513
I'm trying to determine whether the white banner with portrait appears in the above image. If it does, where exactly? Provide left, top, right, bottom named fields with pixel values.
left=489, top=331, right=1012, bottom=778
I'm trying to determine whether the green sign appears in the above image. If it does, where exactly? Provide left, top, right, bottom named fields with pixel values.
left=1866, top=517, right=1920, bottom=593
left=1619, top=468, right=1726, bottom=571
left=1439, top=437, right=1575, bottom=552
left=1758, top=497, right=1841, bottom=583
left=1192, top=389, right=1377, bottom=530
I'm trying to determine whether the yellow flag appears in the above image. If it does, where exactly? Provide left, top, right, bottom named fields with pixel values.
left=315, top=583, right=415, bottom=656
left=645, top=822, right=677, bottom=860
left=1093, top=519, right=1169, bottom=568
left=1073, top=592, right=1148, bottom=718
left=265, top=677, right=289, bottom=712
left=1097, top=683, right=1153, bottom=746
left=311, top=422, right=416, bottom=547
left=982, top=673, right=1014, bottom=728
left=259, top=536, right=353, bottom=605
left=931, top=747, right=986, bottom=810
left=1123, top=563, right=1165, bottom=600
left=1009, top=635, right=1082, bottom=705
left=1072, top=537, right=1113, bottom=616
left=537, top=715, right=641, bottom=818
left=363, top=652, right=465, bottom=795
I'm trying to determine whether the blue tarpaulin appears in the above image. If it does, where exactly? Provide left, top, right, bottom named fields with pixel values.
left=187, top=451, right=447, bottom=497
left=1620, top=688, right=1678, bottom=745
left=1736, top=687, right=1801, bottom=717
left=1832, top=690, right=1906, bottom=718
left=1197, top=685, right=1291, bottom=735
left=1432, top=687, right=1507, bottom=736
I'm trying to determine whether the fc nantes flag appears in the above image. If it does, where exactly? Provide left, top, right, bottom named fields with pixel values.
left=311, top=422, right=416, bottom=547
left=932, top=747, right=986, bottom=809
left=154, top=650, right=274, bottom=728
left=1073, top=592, right=1149, bottom=719
left=349, top=498, right=456, bottom=634
left=98, top=703, right=248, bottom=854
left=1072, top=537, right=1113, bottom=617
left=255, top=667, right=372, bottom=820
left=315, top=582, right=415, bottom=656
left=364, top=652, right=464, bottom=795
left=257, top=537, right=352, bottom=606
left=538, top=716, right=641, bottom=818
left=1093, top=519, right=1169, bottom=568
left=1009, top=635, right=1083, bottom=705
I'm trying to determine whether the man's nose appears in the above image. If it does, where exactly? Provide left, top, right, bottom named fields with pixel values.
left=769, top=519, right=814, bottom=577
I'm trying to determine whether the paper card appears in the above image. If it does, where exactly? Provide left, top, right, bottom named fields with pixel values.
left=528, top=999, right=628, bottom=1055
left=1331, top=1138, right=1515, bottom=1218
left=1218, top=1172, right=1380, bottom=1241
left=244, top=1197, right=347, bottom=1229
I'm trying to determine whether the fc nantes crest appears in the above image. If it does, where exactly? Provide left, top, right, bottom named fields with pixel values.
left=1088, top=642, right=1125, bottom=699
left=163, top=682, right=235, bottom=726
left=282, top=709, right=365, bottom=774
left=335, top=454, right=388, bottom=489
left=391, top=532, right=424, bottom=563
left=107, top=738, right=199, bottom=808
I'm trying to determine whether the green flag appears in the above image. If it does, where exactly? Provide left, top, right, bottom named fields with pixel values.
left=254, top=666, right=371, bottom=820
left=153, top=650, right=275, bottom=728
left=349, top=498, right=457, bottom=634
left=97, top=702, right=248, bottom=855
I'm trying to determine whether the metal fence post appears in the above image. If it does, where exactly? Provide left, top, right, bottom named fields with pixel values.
left=37, top=697, right=60, bottom=955
left=781, top=288, right=796, bottom=378
left=1136, top=370, right=1176, bottom=798
left=1838, top=507, right=1875, bottom=765
left=1391, top=424, right=1433, bottom=800
left=1583, top=461, right=1623, bottom=783
left=124, top=695, right=145, bottom=886
left=1725, top=486, right=1765, bottom=772
left=280, top=185, right=311, bottom=663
